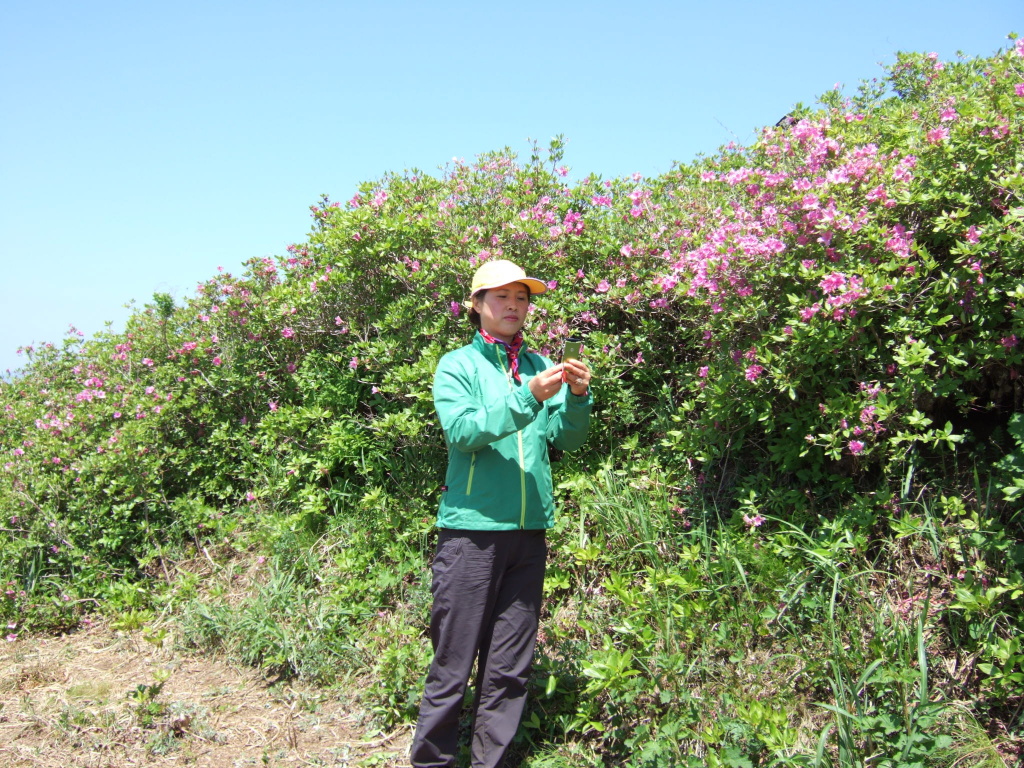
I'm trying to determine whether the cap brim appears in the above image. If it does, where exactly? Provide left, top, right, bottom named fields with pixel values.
left=470, top=277, right=547, bottom=297
left=519, top=277, right=548, bottom=295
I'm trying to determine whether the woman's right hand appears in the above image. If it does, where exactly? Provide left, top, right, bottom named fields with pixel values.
left=529, top=365, right=565, bottom=403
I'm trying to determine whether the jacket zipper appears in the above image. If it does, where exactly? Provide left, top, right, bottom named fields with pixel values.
left=496, top=344, right=528, bottom=529
left=517, top=432, right=526, bottom=527
left=466, top=452, right=476, bottom=495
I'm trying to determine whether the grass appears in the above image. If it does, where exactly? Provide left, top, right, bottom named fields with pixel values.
left=4, top=466, right=1020, bottom=767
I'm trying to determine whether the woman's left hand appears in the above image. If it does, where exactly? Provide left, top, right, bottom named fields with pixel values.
left=563, top=358, right=593, bottom=396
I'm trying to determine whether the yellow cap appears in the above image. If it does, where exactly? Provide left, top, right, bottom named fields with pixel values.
left=468, top=259, right=547, bottom=299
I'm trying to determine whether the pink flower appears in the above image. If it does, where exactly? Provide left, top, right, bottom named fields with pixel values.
left=349, top=357, right=359, bottom=370
left=744, top=364, right=764, bottom=382
left=698, top=366, right=709, bottom=378
left=281, top=327, right=295, bottom=339
left=450, top=301, right=461, bottom=317
left=849, top=440, right=865, bottom=455
left=799, top=305, right=820, bottom=322
left=212, top=357, right=222, bottom=366
left=1001, top=335, right=1018, bottom=349
left=926, top=127, right=949, bottom=144
left=656, top=274, right=678, bottom=292
left=268, top=401, right=278, bottom=411
left=742, top=513, right=765, bottom=528
left=886, top=225, right=914, bottom=258
left=819, top=272, right=848, bottom=294
left=866, top=185, right=888, bottom=204
left=1015, top=83, right=1024, bottom=97
left=595, top=280, right=610, bottom=294
left=246, top=492, right=256, bottom=502
left=142, top=358, right=154, bottom=367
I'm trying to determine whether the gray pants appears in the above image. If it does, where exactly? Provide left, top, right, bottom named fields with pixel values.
left=411, top=529, right=547, bottom=768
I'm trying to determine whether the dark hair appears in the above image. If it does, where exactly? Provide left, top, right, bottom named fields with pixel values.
left=468, top=289, right=487, bottom=329
left=467, top=285, right=533, bottom=329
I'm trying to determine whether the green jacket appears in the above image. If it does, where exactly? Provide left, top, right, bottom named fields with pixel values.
left=433, top=332, right=592, bottom=530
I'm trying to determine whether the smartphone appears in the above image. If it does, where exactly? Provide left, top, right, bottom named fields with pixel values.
left=561, top=336, right=584, bottom=362
left=561, top=337, right=584, bottom=383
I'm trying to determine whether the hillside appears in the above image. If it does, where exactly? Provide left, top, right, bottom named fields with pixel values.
left=2, top=36, right=1023, bottom=766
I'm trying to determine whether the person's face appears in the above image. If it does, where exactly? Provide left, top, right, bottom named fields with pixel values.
left=473, top=282, right=530, bottom=343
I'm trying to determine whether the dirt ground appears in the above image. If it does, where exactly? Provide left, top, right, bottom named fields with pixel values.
left=0, top=622, right=413, bottom=767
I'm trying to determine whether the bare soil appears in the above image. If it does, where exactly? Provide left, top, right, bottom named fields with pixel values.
left=0, top=622, right=412, bottom=767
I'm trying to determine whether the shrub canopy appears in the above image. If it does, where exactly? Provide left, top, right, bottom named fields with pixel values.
left=2, top=37, right=1023, bottom=623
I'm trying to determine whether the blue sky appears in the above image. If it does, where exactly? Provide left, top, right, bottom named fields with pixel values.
left=1, top=1, right=1019, bottom=376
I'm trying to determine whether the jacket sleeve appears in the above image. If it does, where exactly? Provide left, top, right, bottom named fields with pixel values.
left=546, top=389, right=592, bottom=451
left=433, top=354, right=543, bottom=453
left=532, top=352, right=591, bottom=451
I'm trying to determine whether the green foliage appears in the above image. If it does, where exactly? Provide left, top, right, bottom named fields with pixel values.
left=995, top=412, right=1024, bottom=502
left=2, top=33, right=1024, bottom=766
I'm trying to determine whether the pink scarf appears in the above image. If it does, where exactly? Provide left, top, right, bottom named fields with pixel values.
left=479, top=329, right=524, bottom=382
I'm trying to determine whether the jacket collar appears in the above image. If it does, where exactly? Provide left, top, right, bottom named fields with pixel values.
left=471, top=330, right=532, bottom=371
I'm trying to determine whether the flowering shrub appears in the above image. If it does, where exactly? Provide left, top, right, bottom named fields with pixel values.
left=1, top=34, right=1023, bottom=762
left=4, top=35, right=1024, bottom=604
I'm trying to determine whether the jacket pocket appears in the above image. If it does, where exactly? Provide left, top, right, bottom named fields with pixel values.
left=466, top=452, right=477, bottom=495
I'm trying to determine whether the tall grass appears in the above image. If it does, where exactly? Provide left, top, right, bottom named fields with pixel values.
left=158, top=460, right=1022, bottom=766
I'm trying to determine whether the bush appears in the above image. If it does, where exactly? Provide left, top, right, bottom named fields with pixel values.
left=2, top=33, right=1023, bottom=765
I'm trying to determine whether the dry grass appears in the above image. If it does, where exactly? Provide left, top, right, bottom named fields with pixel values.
left=0, top=621, right=412, bottom=767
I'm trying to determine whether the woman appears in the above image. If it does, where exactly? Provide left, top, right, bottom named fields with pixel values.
left=410, top=259, right=593, bottom=768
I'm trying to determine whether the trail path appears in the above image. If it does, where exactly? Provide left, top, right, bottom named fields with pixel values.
left=0, top=622, right=411, bottom=767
